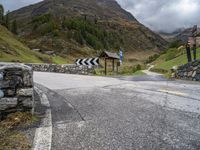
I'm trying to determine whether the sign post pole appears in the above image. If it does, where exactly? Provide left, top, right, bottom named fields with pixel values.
left=192, top=25, right=197, bottom=61
left=112, top=59, right=115, bottom=72
left=119, top=50, right=123, bottom=65
left=186, top=43, right=192, bottom=63
left=105, top=58, right=107, bottom=75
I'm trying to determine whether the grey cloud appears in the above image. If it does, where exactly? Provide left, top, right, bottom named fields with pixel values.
left=116, top=0, right=200, bottom=33
left=0, top=0, right=42, bottom=12
left=0, top=0, right=199, bottom=33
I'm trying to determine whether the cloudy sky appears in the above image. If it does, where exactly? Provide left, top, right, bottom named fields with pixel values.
left=0, top=0, right=200, bottom=33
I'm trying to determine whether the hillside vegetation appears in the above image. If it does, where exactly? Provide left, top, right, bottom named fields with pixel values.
left=0, top=25, right=69, bottom=63
left=10, top=0, right=167, bottom=57
left=30, top=13, right=123, bottom=51
left=152, top=47, right=200, bottom=72
left=0, top=0, right=168, bottom=75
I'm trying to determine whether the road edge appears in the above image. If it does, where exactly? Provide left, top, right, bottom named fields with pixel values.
left=32, top=87, right=52, bottom=150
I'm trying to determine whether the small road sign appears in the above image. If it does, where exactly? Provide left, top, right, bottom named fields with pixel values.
left=119, top=50, right=123, bottom=64
left=76, top=58, right=99, bottom=66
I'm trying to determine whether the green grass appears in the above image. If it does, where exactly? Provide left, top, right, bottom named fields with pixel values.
left=0, top=25, right=42, bottom=63
left=0, top=25, right=70, bottom=64
left=51, top=56, right=72, bottom=64
left=132, top=70, right=146, bottom=76
left=153, top=47, right=200, bottom=71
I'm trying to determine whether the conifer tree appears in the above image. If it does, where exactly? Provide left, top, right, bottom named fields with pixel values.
left=0, top=4, right=4, bottom=24
left=11, top=20, right=17, bottom=34
left=5, top=10, right=10, bottom=29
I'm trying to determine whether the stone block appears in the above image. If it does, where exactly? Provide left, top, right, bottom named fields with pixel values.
left=193, top=61, right=199, bottom=66
left=184, top=72, right=187, bottom=76
left=197, top=69, right=200, bottom=74
left=0, top=80, right=10, bottom=88
left=22, top=98, right=33, bottom=108
left=0, top=73, right=3, bottom=81
left=187, top=71, right=193, bottom=77
left=193, top=66, right=198, bottom=70
left=0, top=98, right=18, bottom=110
left=4, top=89, right=16, bottom=97
left=17, top=88, right=33, bottom=96
left=23, top=73, right=33, bottom=87
left=0, top=90, right=4, bottom=98
left=195, top=74, right=200, bottom=81
left=192, top=71, right=197, bottom=78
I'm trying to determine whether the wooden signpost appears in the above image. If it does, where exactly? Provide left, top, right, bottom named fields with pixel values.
left=99, top=51, right=120, bottom=75
left=192, top=25, right=197, bottom=60
left=187, top=25, right=198, bottom=62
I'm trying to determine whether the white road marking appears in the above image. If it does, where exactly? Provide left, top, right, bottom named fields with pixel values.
left=32, top=87, right=52, bottom=150
left=158, top=89, right=188, bottom=96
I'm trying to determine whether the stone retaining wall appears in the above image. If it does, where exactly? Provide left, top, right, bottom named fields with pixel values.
left=0, top=64, right=34, bottom=119
left=176, top=59, right=200, bottom=81
left=26, top=64, right=95, bottom=75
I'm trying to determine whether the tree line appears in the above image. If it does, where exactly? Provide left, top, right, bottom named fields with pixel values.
left=32, top=13, right=123, bottom=50
left=0, top=4, right=18, bottom=34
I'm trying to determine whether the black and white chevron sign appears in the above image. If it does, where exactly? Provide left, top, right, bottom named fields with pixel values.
left=76, top=58, right=99, bottom=66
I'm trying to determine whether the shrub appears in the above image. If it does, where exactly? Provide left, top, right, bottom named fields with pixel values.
left=63, top=18, right=122, bottom=50
left=52, top=29, right=59, bottom=36
left=32, top=13, right=52, bottom=24
left=169, top=40, right=182, bottom=48
left=74, top=30, right=84, bottom=45
left=119, top=64, right=142, bottom=75
left=145, top=54, right=160, bottom=64
left=136, top=64, right=141, bottom=70
left=41, top=21, right=58, bottom=35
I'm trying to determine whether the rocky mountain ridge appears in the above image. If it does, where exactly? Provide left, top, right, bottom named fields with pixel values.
left=9, top=0, right=168, bottom=58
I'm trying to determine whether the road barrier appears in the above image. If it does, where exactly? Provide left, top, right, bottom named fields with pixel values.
left=26, top=63, right=95, bottom=75
left=176, top=59, right=200, bottom=81
left=0, top=64, right=34, bottom=119
left=76, top=58, right=99, bottom=66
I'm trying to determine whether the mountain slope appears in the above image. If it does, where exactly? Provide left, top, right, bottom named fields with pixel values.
left=11, top=0, right=137, bottom=23
left=0, top=25, right=68, bottom=63
left=10, top=0, right=167, bottom=58
left=175, top=27, right=200, bottom=43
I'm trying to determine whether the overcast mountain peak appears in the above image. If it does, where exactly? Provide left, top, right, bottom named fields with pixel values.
left=7, top=0, right=167, bottom=54
left=1, top=0, right=199, bottom=32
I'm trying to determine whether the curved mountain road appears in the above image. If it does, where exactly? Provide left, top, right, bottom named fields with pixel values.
left=33, top=72, right=200, bottom=150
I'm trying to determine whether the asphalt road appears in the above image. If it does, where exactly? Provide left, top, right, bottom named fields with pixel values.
left=33, top=72, right=200, bottom=150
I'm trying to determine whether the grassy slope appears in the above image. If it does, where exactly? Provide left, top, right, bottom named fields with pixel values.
left=153, top=47, right=200, bottom=71
left=0, top=25, right=70, bottom=64
left=0, top=24, right=159, bottom=76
